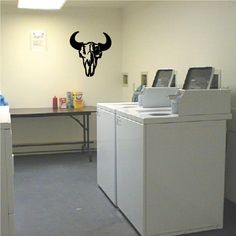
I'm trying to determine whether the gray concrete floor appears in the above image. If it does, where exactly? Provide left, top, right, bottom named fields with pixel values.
left=14, top=153, right=236, bottom=236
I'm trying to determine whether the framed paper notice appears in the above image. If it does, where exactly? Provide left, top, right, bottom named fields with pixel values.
left=31, top=30, right=46, bottom=51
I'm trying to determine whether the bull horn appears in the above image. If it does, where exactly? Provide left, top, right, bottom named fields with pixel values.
left=70, top=31, right=83, bottom=50
left=99, top=32, right=112, bottom=51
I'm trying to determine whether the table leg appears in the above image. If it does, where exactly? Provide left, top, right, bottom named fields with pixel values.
left=86, top=114, right=92, bottom=162
left=69, top=113, right=92, bottom=162
left=82, top=114, right=86, bottom=152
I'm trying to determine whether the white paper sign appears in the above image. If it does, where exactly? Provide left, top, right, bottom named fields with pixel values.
left=31, top=31, right=46, bottom=51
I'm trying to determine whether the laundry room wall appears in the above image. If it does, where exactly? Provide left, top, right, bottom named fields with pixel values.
left=1, top=2, right=123, bottom=152
left=0, top=2, right=2, bottom=91
left=121, top=1, right=236, bottom=203
left=121, top=1, right=236, bottom=102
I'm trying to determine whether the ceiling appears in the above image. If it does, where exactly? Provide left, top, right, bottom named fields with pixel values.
left=0, top=0, right=135, bottom=8
left=2, top=0, right=232, bottom=9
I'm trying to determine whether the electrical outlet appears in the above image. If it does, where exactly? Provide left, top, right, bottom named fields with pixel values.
left=122, top=73, right=128, bottom=87
left=141, top=72, right=148, bottom=86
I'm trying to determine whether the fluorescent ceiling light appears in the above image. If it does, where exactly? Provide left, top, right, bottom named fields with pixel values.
left=18, top=0, right=66, bottom=10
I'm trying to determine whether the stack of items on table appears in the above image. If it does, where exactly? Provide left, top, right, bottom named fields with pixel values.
left=53, top=91, right=84, bottom=109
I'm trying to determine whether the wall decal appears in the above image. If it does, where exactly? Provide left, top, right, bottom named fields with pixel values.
left=70, top=31, right=112, bottom=77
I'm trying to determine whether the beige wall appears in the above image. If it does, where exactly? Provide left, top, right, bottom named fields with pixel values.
left=0, top=2, right=2, bottom=90
left=1, top=5, right=122, bottom=107
left=1, top=3, right=123, bottom=151
left=121, top=1, right=236, bottom=103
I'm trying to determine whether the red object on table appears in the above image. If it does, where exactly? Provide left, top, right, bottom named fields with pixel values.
left=52, top=96, right=58, bottom=109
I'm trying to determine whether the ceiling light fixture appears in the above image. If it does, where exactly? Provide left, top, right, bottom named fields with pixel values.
left=18, top=0, right=67, bottom=10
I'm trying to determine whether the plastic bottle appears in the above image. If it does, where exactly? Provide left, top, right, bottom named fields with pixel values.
left=53, top=96, right=58, bottom=109
left=66, top=92, right=73, bottom=109
left=0, top=94, right=8, bottom=106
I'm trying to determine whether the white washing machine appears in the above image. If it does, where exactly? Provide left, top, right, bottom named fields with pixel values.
left=116, top=90, right=231, bottom=236
left=97, top=88, right=178, bottom=206
left=96, top=102, right=138, bottom=206
left=97, top=101, right=172, bottom=206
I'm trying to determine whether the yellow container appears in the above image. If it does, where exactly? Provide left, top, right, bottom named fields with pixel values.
left=72, top=92, right=84, bottom=109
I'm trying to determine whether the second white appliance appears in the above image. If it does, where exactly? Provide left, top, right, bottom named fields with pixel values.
left=1, top=106, right=16, bottom=236
left=116, top=90, right=231, bottom=236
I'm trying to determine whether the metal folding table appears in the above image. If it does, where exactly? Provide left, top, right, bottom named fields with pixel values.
left=10, top=107, right=97, bottom=161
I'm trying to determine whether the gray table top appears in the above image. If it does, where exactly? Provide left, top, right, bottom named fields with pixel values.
left=10, top=106, right=97, bottom=118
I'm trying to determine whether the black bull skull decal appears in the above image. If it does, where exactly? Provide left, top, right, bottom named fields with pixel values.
left=70, top=31, right=112, bottom=77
